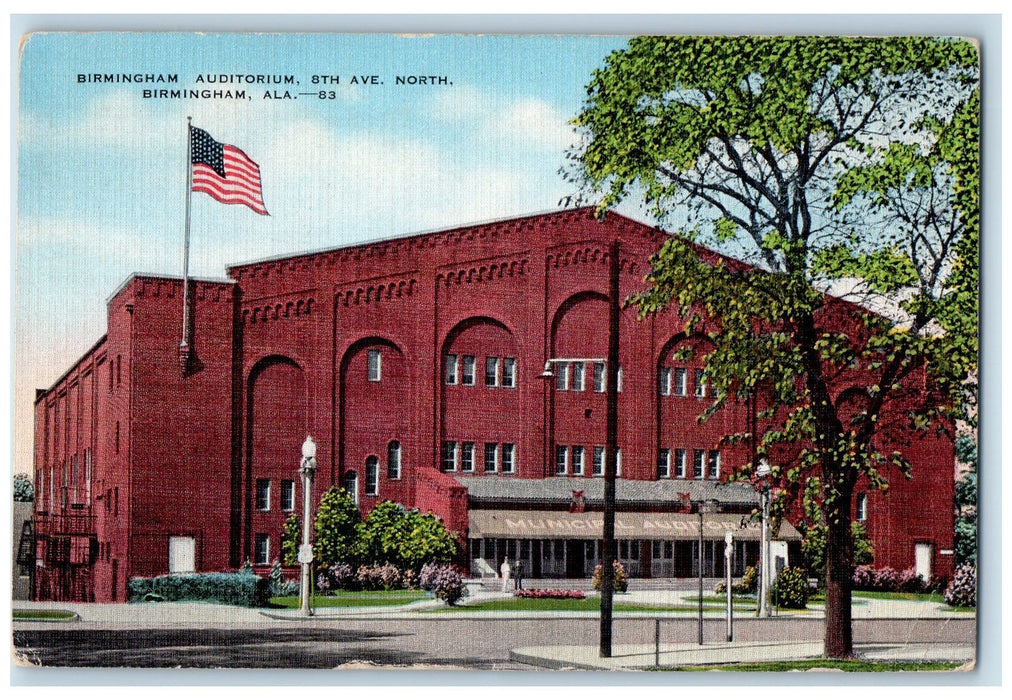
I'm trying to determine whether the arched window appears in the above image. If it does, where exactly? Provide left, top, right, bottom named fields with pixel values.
left=387, top=441, right=401, bottom=480
left=365, top=457, right=379, bottom=496
left=343, top=470, right=358, bottom=504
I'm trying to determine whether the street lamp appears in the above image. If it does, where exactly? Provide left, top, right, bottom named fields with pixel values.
left=755, top=458, right=773, bottom=618
left=724, top=531, right=734, bottom=642
left=697, top=498, right=720, bottom=645
left=298, top=435, right=317, bottom=617
left=540, top=358, right=607, bottom=379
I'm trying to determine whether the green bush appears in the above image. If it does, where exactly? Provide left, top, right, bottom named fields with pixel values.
left=772, top=567, right=809, bottom=609
left=715, top=565, right=758, bottom=595
left=591, top=561, right=628, bottom=593
left=128, top=572, right=269, bottom=607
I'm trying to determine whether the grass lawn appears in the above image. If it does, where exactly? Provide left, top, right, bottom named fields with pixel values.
left=422, top=596, right=756, bottom=614
left=13, top=609, right=77, bottom=621
left=853, top=590, right=945, bottom=603
left=665, top=659, right=963, bottom=672
left=269, top=590, right=430, bottom=609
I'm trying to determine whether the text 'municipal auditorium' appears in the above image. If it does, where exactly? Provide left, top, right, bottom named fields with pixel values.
left=31, top=208, right=956, bottom=601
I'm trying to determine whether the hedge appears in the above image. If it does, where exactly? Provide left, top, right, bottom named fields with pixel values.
left=128, top=572, right=270, bottom=607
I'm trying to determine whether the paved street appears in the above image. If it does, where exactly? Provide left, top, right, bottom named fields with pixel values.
left=13, top=609, right=975, bottom=670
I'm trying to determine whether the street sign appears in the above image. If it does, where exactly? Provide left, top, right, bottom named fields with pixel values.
left=298, top=544, right=313, bottom=565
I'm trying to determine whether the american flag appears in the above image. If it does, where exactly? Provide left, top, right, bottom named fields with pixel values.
left=190, top=126, right=268, bottom=215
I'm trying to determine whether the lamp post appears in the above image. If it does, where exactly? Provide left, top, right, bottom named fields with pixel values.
left=724, top=531, right=734, bottom=642
left=697, top=498, right=719, bottom=645
left=298, top=435, right=317, bottom=617
left=755, top=458, right=773, bottom=618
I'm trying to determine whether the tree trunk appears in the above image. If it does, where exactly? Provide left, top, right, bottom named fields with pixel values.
left=824, top=491, right=855, bottom=658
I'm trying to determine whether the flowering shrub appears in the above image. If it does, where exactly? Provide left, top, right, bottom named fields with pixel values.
left=514, top=589, right=585, bottom=599
left=354, top=564, right=404, bottom=590
left=872, top=567, right=900, bottom=592
left=852, top=565, right=875, bottom=590
left=275, top=579, right=300, bottom=597
left=426, top=564, right=465, bottom=605
left=402, top=568, right=420, bottom=590
left=896, top=568, right=926, bottom=593
left=419, top=562, right=440, bottom=591
left=944, top=563, right=976, bottom=608
left=772, top=567, right=809, bottom=609
left=328, top=563, right=357, bottom=590
left=592, top=561, right=629, bottom=593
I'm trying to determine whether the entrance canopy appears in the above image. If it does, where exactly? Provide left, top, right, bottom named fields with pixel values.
left=469, top=509, right=800, bottom=541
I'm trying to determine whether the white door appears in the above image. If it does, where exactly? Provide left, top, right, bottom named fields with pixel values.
left=914, top=543, right=932, bottom=580
left=169, top=536, right=196, bottom=573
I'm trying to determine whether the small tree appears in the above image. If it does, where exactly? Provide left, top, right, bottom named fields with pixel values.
left=359, top=501, right=458, bottom=570
left=280, top=514, right=300, bottom=567
left=313, top=487, right=363, bottom=568
left=953, top=434, right=977, bottom=566
left=800, top=521, right=873, bottom=586
left=13, top=473, right=34, bottom=502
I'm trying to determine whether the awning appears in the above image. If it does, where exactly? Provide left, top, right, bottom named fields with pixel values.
left=469, top=509, right=800, bottom=542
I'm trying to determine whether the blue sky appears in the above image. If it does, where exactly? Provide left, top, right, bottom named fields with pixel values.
left=14, top=32, right=633, bottom=471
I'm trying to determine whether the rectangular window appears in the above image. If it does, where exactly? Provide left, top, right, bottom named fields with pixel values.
left=694, top=369, right=707, bottom=397
left=693, top=450, right=705, bottom=479
left=387, top=442, right=401, bottom=480
left=445, top=354, right=458, bottom=385
left=555, top=362, right=569, bottom=391
left=593, top=446, right=605, bottom=476
left=367, top=349, right=382, bottom=382
left=461, top=442, right=475, bottom=473
left=254, top=534, right=270, bottom=565
left=708, top=450, right=721, bottom=479
left=441, top=442, right=457, bottom=472
left=281, top=480, right=295, bottom=511
left=657, top=449, right=670, bottom=478
left=502, top=358, right=516, bottom=388
left=461, top=355, right=476, bottom=385
left=856, top=493, right=868, bottom=522
left=485, top=356, right=500, bottom=387
left=674, top=449, right=687, bottom=478
left=659, top=367, right=672, bottom=396
left=572, top=446, right=585, bottom=476
left=571, top=363, right=585, bottom=392
left=616, top=447, right=623, bottom=477
left=484, top=442, right=498, bottom=473
left=256, top=479, right=270, bottom=511
left=593, top=362, right=606, bottom=392
left=501, top=443, right=516, bottom=473
left=674, top=368, right=688, bottom=396
left=617, top=366, right=624, bottom=392
left=365, top=457, right=379, bottom=496
left=555, top=445, right=569, bottom=475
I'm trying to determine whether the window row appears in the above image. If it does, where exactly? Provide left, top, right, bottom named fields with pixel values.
left=442, top=441, right=516, bottom=474
left=554, top=445, right=623, bottom=477
left=658, top=367, right=707, bottom=398
left=255, top=479, right=297, bottom=512
left=656, top=448, right=721, bottom=480
left=445, top=355, right=517, bottom=388
left=553, top=362, right=623, bottom=393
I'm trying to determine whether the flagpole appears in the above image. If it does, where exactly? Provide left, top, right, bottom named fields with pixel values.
left=180, top=116, right=193, bottom=372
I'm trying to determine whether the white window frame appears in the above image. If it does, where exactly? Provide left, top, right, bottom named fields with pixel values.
left=445, top=354, right=459, bottom=385
left=572, top=446, right=585, bottom=475
left=617, top=366, right=624, bottom=392
left=501, top=443, right=516, bottom=474
left=461, top=442, right=475, bottom=472
left=387, top=441, right=401, bottom=480
left=555, top=362, right=569, bottom=391
left=593, top=446, right=605, bottom=476
left=658, top=448, right=671, bottom=478
left=674, top=368, right=688, bottom=396
left=659, top=367, right=672, bottom=396
left=616, top=447, right=623, bottom=477
left=571, top=363, right=585, bottom=392
left=365, top=456, right=379, bottom=496
left=484, top=442, right=498, bottom=473
left=502, top=357, right=517, bottom=388
left=485, top=356, right=500, bottom=387
left=367, top=349, right=382, bottom=382
left=708, top=450, right=721, bottom=480
left=694, top=369, right=707, bottom=398
left=674, top=449, right=687, bottom=478
left=593, top=363, right=606, bottom=393
left=693, top=450, right=705, bottom=479
left=281, top=479, right=296, bottom=511
left=442, top=441, right=458, bottom=472
left=856, top=493, right=868, bottom=522
left=555, top=445, right=569, bottom=475
left=461, top=355, right=476, bottom=385
left=254, top=533, right=270, bottom=566
left=255, top=479, right=271, bottom=511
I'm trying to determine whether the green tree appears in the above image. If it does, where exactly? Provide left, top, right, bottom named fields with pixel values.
left=801, top=521, right=873, bottom=585
left=359, top=501, right=459, bottom=570
left=572, top=36, right=978, bottom=657
left=313, top=487, right=363, bottom=568
left=953, top=434, right=977, bottom=566
left=13, top=473, right=34, bottom=502
left=280, top=513, right=301, bottom=567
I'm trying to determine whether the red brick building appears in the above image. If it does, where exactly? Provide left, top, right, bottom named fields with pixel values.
left=31, top=208, right=955, bottom=601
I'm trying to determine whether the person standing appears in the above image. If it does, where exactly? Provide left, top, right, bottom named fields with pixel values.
left=514, top=558, right=525, bottom=591
left=500, top=558, right=512, bottom=593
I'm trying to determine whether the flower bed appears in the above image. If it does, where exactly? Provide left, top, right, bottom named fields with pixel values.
left=514, top=588, right=586, bottom=600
